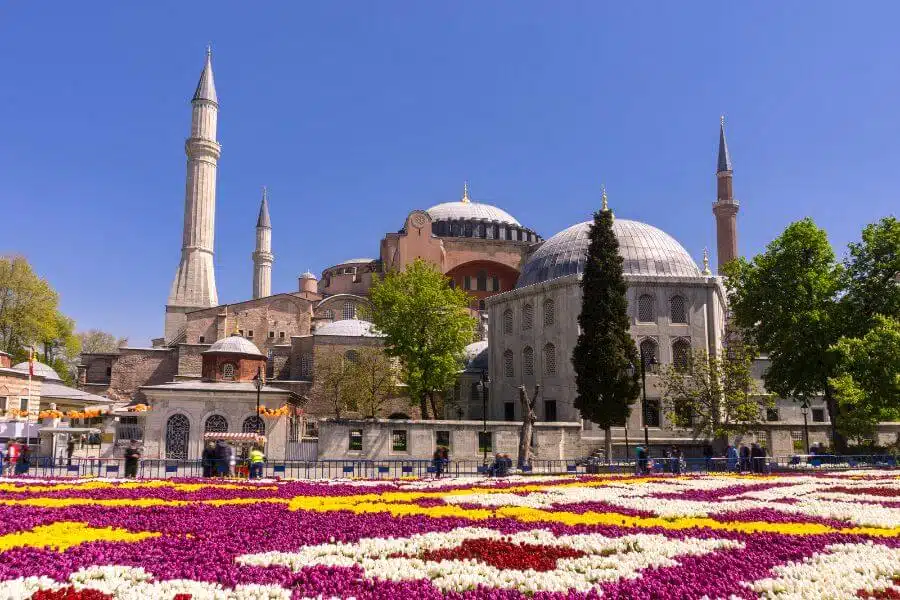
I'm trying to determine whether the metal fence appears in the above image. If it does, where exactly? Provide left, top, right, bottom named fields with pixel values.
left=0, top=454, right=896, bottom=480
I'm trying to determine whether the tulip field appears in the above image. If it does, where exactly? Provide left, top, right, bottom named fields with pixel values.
left=0, top=472, right=898, bottom=599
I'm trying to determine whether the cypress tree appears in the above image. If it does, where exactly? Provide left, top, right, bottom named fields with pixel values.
left=572, top=196, right=640, bottom=460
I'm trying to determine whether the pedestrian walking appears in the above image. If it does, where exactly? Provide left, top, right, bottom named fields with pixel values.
left=124, top=440, right=141, bottom=478
left=726, top=445, right=739, bottom=472
left=15, top=444, right=31, bottom=476
left=248, top=446, right=265, bottom=480
left=201, top=442, right=216, bottom=477
left=66, top=437, right=75, bottom=467
left=432, top=448, right=444, bottom=479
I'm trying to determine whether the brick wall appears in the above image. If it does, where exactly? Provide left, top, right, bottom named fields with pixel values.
left=107, top=348, right=178, bottom=402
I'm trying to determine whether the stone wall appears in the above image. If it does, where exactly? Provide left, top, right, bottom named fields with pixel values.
left=176, top=344, right=207, bottom=378
left=318, top=418, right=582, bottom=461
left=107, top=348, right=178, bottom=403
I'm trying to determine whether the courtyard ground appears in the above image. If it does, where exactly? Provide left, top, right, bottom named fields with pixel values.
left=0, top=472, right=898, bottom=599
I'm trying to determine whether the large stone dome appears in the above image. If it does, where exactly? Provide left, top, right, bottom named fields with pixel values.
left=425, top=201, right=521, bottom=227
left=202, top=335, right=264, bottom=357
left=314, top=319, right=383, bottom=337
left=12, top=361, right=62, bottom=381
left=517, top=219, right=701, bottom=288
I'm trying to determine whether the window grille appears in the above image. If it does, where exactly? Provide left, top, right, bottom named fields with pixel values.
left=502, top=309, right=513, bottom=334
left=522, top=304, right=534, bottom=330
left=165, top=414, right=190, bottom=460
left=204, top=414, right=228, bottom=433
left=222, top=363, right=235, bottom=380
left=523, top=346, right=534, bottom=376
left=543, top=299, right=554, bottom=326
left=242, top=416, right=265, bottom=435
left=544, top=343, right=557, bottom=375
left=672, top=339, right=691, bottom=372
left=343, top=302, right=356, bottom=320
left=503, top=349, right=514, bottom=377
left=670, top=295, right=687, bottom=323
left=638, top=294, right=655, bottom=322
left=639, top=338, right=658, bottom=366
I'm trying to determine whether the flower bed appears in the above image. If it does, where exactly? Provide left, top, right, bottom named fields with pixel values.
left=0, top=472, right=897, bottom=598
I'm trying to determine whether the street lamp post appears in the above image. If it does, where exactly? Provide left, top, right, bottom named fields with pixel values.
left=800, top=399, right=810, bottom=455
left=640, top=353, right=658, bottom=455
left=253, top=367, right=264, bottom=435
left=477, top=369, right=490, bottom=467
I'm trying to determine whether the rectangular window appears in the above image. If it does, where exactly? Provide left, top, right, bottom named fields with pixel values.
left=766, top=408, right=779, bottom=422
left=348, top=428, right=363, bottom=451
left=238, top=329, right=244, bottom=337
left=247, top=330, right=254, bottom=338
left=0, top=397, right=6, bottom=411
left=755, top=431, right=768, bottom=449
left=544, top=400, right=557, bottom=422
left=791, top=430, right=804, bottom=452
left=504, top=402, right=515, bottom=421
left=812, top=408, right=826, bottom=423
left=269, top=331, right=275, bottom=338
left=105, top=366, right=112, bottom=377
left=279, top=332, right=285, bottom=339
left=392, top=430, right=408, bottom=452
left=478, top=431, right=493, bottom=453
left=199, top=336, right=205, bottom=343
left=464, top=276, right=472, bottom=290
left=643, top=399, right=661, bottom=428
left=436, top=430, right=451, bottom=449
left=19, top=398, right=29, bottom=412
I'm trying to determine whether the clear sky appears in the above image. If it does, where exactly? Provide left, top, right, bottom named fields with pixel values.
left=1, top=2, right=897, bottom=345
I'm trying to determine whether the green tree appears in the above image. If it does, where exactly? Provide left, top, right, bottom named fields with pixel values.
left=724, top=219, right=845, bottom=450
left=659, top=343, right=770, bottom=441
left=0, top=256, right=60, bottom=355
left=572, top=206, right=640, bottom=459
left=315, top=348, right=354, bottom=419
left=344, top=346, right=397, bottom=418
left=829, top=315, right=900, bottom=445
left=841, top=216, right=900, bottom=337
left=78, top=329, right=128, bottom=354
left=370, top=259, right=476, bottom=419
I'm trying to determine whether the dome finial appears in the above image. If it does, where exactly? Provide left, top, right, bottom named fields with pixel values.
left=601, top=184, right=609, bottom=212
left=702, top=247, right=712, bottom=275
left=206, top=43, right=212, bottom=59
left=461, top=180, right=471, bottom=203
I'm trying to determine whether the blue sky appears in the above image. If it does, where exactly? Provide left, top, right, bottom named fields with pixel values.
left=1, top=2, right=897, bottom=345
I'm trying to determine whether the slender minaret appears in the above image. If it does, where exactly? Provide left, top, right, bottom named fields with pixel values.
left=165, top=48, right=221, bottom=342
left=252, top=187, right=273, bottom=299
left=713, top=116, right=739, bottom=272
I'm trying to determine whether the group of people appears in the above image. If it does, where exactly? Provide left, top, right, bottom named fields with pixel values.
left=200, top=441, right=266, bottom=479
left=2, top=440, right=32, bottom=475
left=431, top=446, right=449, bottom=478
left=487, top=453, right=513, bottom=477
left=726, top=443, right=769, bottom=473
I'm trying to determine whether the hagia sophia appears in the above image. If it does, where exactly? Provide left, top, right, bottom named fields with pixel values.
left=64, top=50, right=860, bottom=463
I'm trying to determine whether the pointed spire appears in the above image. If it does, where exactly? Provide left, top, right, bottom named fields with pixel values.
left=193, top=46, right=218, bottom=104
left=257, top=186, right=271, bottom=228
left=702, top=247, right=712, bottom=275
left=717, top=115, right=732, bottom=173
left=601, top=184, right=609, bottom=212
left=461, top=180, right=471, bottom=203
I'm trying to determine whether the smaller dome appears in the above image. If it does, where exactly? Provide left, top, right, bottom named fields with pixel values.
left=12, top=361, right=62, bottom=381
left=463, top=341, right=488, bottom=372
left=203, top=335, right=264, bottom=357
left=300, top=271, right=317, bottom=280
left=315, top=319, right=383, bottom=337
left=336, top=258, right=376, bottom=266
left=425, top=201, right=521, bottom=226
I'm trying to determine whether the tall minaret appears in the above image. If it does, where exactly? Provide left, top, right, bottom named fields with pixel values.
left=713, top=116, right=739, bottom=272
left=165, top=48, right=221, bottom=342
left=252, top=187, right=273, bottom=299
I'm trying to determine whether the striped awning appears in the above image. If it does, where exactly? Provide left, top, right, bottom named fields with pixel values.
left=203, top=432, right=266, bottom=444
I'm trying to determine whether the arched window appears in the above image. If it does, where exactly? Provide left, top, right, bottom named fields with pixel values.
left=323, top=309, right=334, bottom=320
left=477, top=270, right=487, bottom=291
left=543, top=299, right=555, bottom=327
left=165, top=414, right=190, bottom=460
left=502, top=309, right=513, bottom=335
left=242, top=415, right=265, bottom=435
left=343, top=301, right=356, bottom=320
left=503, top=349, right=514, bottom=378
left=522, top=304, right=534, bottom=330
left=221, top=363, right=235, bottom=381
left=544, top=343, right=557, bottom=376
left=344, top=350, right=358, bottom=363
left=204, top=414, right=228, bottom=433
left=672, top=339, right=691, bottom=372
left=523, top=346, right=534, bottom=376
left=639, top=338, right=658, bottom=371
left=670, top=295, right=687, bottom=324
left=638, top=294, right=655, bottom=322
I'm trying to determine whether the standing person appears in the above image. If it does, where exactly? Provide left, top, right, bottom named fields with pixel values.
left=15, top=444, right=31, bottom=476
left=124, top=440, right=141, bottom=478
left=6, top=440, right=20, bottom=476
left=201, top=442, right=216, bottom=478
left=702, top=444, right=714, bottom=471
left=441, top=446, right=450, bottom=476
left=432, top=448, right=444, bottom=479
left=248, top=446, right=265, bottom=480
left=214, top=440, right=228, bottom=477
left=671, top=446, right=682, bottom=475
left=739, top=445, right=751, bottom=473
left=726, top=444, right=739, bottom=472
left=750, top=443, right=765, bottom=474
left=636, top=446, right=648, bottom=475
left=66, top=437, right=75, bottom=467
